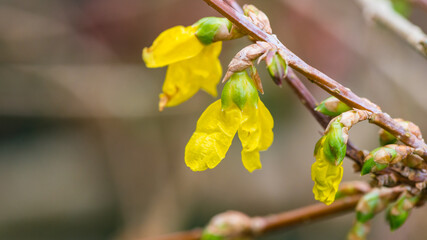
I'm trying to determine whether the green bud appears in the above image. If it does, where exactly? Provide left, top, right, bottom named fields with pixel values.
left=266, top=53, right=287, bottom=86
left=221, top=71, right=258, bottom=111
left=315, top=96, right=352, bottom=117
left=356, top=191, right=381, bottom=223
left=323, top=122, right=346, bottom=165
left=201, top=232, right=225, bottom=240
left=386, top=193, right=418, bottom=231
left=314, top=136, right=326, bottom=157
left=361, top=147, right=397, bottom=175
left=195, top=17, right=232, bottom=45
left=202, top=211, right=252, bottom=240
left=379, top=129, right=397, bottom=146
left=347, top=221, right=370, bottom=240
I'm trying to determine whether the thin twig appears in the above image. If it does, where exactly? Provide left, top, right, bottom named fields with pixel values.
left=252, top=194, right=362, bottom=234
left=203, top=0, right=427, bottom=158
left=354, top=0, right=427, bottom=58
left=142, top=195, right=362, bottom=240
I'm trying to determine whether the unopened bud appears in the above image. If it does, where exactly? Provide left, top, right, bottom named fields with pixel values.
left=361, top=147, right=395, bottom=175
left=195, top=17, right=238, bottom=45
left=201, top=211, right=252, bottom=240
left=386, top=192, right=419, bottom=231
left=323, top=121, right=347, bottom=166
left=356, top=190, right=382, bottom=223
left=361, top=145, right=414, bottom=175
left=379, top=119, right=423, bottom=146
left=243, top=5, right=272, bottom=34
left=347, top=221, right=370, bottom=240
left=221, top=71, right=258, bottom=110
left=266, top=52, right=287, bottom=87
left=315, top=96, right=352, bottom=117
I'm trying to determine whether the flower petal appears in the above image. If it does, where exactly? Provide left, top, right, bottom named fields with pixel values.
left=198, top=41, right=222, bottom=96
left=185, top=100, right=241, bottom=171
left=160, top=41, right=222, bottom=108
left=311, top=150, right=343, bottom=205
left=237, top=99, right=274, bottom=172
left=257, top=100, right=274, bottom=151
left=241, top=150, right=261, bottom=173
left=143, top=26, right=204, bottom=68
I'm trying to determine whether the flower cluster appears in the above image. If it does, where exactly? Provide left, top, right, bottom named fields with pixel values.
left=143, top=16, right=273, bottom=172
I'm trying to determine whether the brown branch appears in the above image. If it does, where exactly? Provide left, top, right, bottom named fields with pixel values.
left=203, top=0, right=427, bottom=158
left=252, top=194, right=362, bottom=234
left=142, top=195, right=362, bottom=240
left=285, top=69, right=364, bottom=166
left=354, top=0, right=427, bottom=58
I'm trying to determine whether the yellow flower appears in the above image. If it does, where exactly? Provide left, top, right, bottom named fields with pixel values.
left=143, top=18, right=228, bottom=111
left=311, top=136, right=344, bottom=205
left=185, top=71, right=274, bottom=172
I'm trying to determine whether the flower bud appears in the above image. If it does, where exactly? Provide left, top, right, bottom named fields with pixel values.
left=243, top=5, right=272, bottom=34
left=194, top=17, right=232, bottom=45
left=221, top=71, right=258, bottom=111
left=266, top=52, right=287, bottom=86
left=378, top=119, right=423, bottom=146
left=201, top=211, right=252, bottom=240
left=356, top=190, right=382, bottom=223
left=315, top=96, right=352, bottom=117
left=323, top=121, right=347, bottom=166
left=347, top=221, right=370, bottom=240
left=361, top=147, right=396, bottom=175
left=386, top=192, right=418, bottom=231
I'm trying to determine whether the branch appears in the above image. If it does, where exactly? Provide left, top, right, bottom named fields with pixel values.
left=354, top=0, right=427, bottom=58
left=143, top=195, right=362, bottom=240
left=203, top=0, right=427, bottom=158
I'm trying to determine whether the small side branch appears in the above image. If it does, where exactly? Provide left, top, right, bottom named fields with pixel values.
left=143, top=195, right=362, bottom=240
left=355, top=0, right=427, bottom=58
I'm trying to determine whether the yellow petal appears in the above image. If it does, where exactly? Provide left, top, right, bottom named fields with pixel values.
left=257, top=99, right=274, bottom=151
left=160, top=41, right=222, bottom=108
left=198, top=41, right=222, bottom=96
left=241, top=150, right=261, bottom=173
left=311, top=150, right=343, bottom=205
left=185, top=100, right=241, bottom=171
left=143, top=26, right=204, bottom=68
left=237, top=99, right=274, bottom=172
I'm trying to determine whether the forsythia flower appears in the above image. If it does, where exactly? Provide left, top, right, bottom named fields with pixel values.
left=142, top=17, right=232, bottom=111
left=185, top=71, right=274, bottom=172
left=312, top=135, right=344, bottom=205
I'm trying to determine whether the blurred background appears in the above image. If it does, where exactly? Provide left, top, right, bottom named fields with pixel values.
left=0, top=0, right=426, bottom=239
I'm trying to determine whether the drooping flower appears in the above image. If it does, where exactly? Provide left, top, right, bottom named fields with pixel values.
left=185, top=71, right=274, bottom=172
left=312, top=134, right=344, bottom=205
left=142, top=17, right=237, bottom=111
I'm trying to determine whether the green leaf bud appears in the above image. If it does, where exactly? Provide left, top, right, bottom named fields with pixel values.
left=386, top=193, right=418, bottom=231
left=323, top=121, right=347, bottom=165
left=315, top=96, right=352, bottom=117
left=347, top=221, right=370, bottom=240
left=221, top=71, right=258, bottom=111
left=379, top=129, right=397, bottom=146
left=194, top=17, right=232, bottom=45
left=266, top=52, right=287, bottom=86
left=361, top=147, right=398, bottom=175
left=356, top=191, right=381, bottom=223
left=202, top=211, right=252, bottom=240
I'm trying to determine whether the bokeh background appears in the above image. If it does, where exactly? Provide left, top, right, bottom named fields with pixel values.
left=1, top=0, right=426, bottom=239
